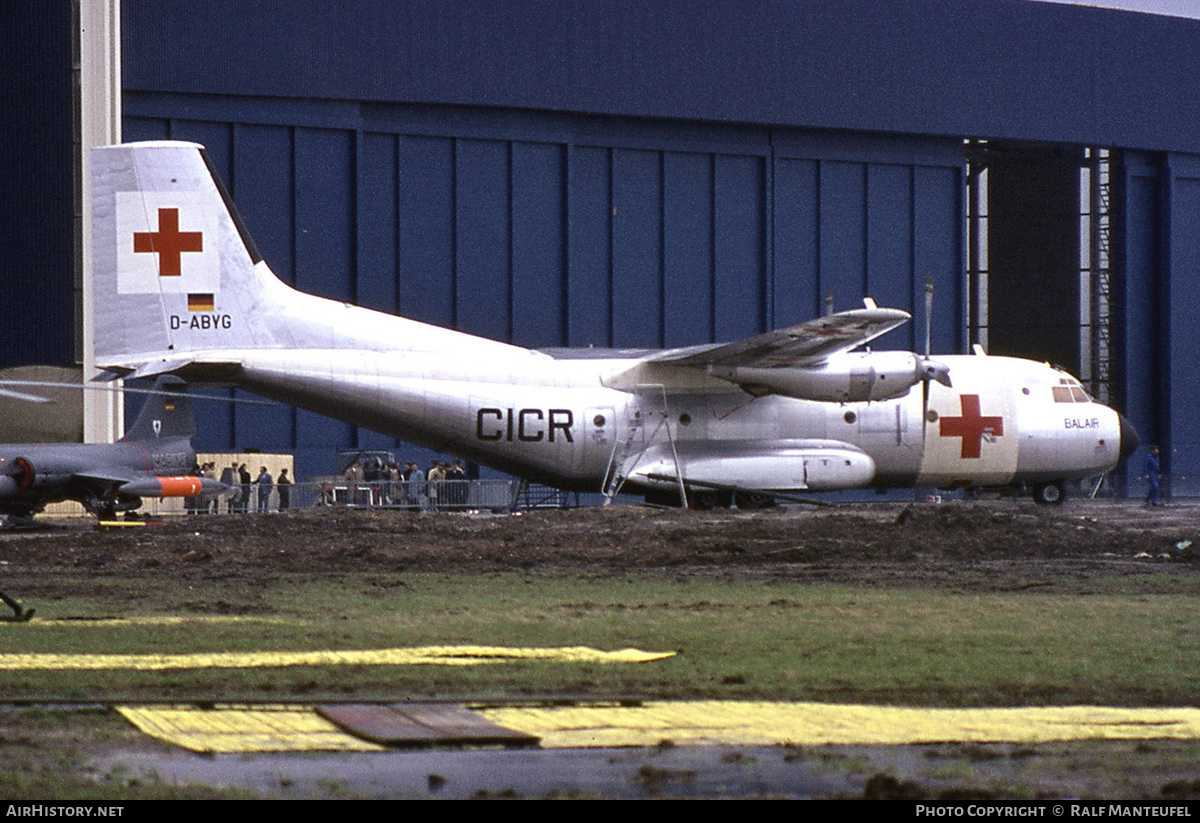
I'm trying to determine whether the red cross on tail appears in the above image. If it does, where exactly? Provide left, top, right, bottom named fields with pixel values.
left=133, top=208, right=203, bottom=277
left=939, top=394, right=1003, bottom=459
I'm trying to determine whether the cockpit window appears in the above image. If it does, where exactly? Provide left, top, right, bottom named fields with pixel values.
left=1052, top=379, right=1091, bottom=403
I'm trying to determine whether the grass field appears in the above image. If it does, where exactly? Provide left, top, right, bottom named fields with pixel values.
left=3, top=570, right=1198, bottom=707
left=1, top=539, right=1199, bottom=799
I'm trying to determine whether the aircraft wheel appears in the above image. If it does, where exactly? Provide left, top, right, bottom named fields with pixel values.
left=687, top=490, right=733, bottom=510
left=1032, top=481, right=1066, bottom=506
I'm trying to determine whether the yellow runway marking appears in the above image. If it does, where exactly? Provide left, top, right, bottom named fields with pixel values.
left=478, top=701, right=1200, bottom=748
left=118, top=706, right=382, bottom=753
left=118, top=701, right=1200, bottom=753
left=0, top=645, right=674, bottom=670
left=29, top=616, right=292, bottom=627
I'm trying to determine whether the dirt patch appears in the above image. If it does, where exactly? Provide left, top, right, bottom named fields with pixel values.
left=2, top=500, right=1197, bottom=591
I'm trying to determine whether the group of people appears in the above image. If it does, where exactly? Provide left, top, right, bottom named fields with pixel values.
left=186, top=461, right=292, bottom=514
left=338, top=458, right=468, bottom=510
left=186, top=453, right=477, bottom=514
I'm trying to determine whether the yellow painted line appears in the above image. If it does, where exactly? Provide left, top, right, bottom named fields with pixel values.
left=119, top=701, right=1200, bottom=753
left=0, top=645, right=674, bottom=670
left=29, top=616, right=293, bottom=627
left=478, top=701, right=1200, bottom=748
left=118, top=705, right=382, bottom=753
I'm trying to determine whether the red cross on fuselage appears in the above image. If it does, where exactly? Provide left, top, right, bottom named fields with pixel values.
left=133, top=208, right=203, bottom=277
left=938, top=394, right=1003, bottom=459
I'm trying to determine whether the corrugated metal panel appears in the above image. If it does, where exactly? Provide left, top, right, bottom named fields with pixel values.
left=1116, top=153, right=1161, bottom=463
left=1166, top=157, right=1200, bottom=495
left=566, top=146, right=613, bottom=347
left=714, top=154, right=766, bottom=342
left=398, top=135, right=455, bottom=328
left=455, top=138, right=511, bottom=341
left=772, top=157, right=821, bottom=323
left=663, top=152, right=714, bottom=347
left=233, top=124, right=295, bottom=286
left=865, top=164, right=914, bottom=314
left=611, top=148, right=664, bottom=347
left=512, top=142, right=567, bottom=348
left=358, top=132, right=399, bottom=315
left=912, top=165, right=963, bottom=356
left=295, top=129, right=354, bottom=303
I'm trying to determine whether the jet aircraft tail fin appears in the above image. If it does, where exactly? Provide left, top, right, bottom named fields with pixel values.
left=119, top=377, right=197, bottom=442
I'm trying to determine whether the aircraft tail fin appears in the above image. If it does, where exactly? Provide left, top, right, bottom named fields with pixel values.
left=91, top=140, right=303, bottom=370
left=119, top=377, right=197, bottom=442
left=92, top=140, right=506, bottom=373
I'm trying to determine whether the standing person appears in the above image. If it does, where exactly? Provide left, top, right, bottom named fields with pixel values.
left=447, top=460, right=467, bottom=509
left=186, top=461, right=202, bottom=514
left=427, top=461, right=446, bottom=512
left=220, top=462, right=239, bottom=514
left=1144, top=446, right=1161, bottom=507
left=363, top=458, right=380, bottom=507
left=202, top=462, right=219, bottom=513
left=276, top=468, right=292, bottom=511
left=343, top=460, right=363, bottom=506
left=404, top=461, right=425, bottom=510
left=385, top=460, right=399, bottom=507
left=255, top=466, right=274, bottom=513
left=238, top=463, right=252, bottom=513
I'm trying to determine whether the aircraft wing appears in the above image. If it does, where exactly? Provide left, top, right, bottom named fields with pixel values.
left=73, top=468, right=141, bottom=485
left=646, top=306, right=910, bottom=369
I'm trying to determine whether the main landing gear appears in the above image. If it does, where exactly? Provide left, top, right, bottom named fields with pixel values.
left=1031, top=481, right=1066, bottom=506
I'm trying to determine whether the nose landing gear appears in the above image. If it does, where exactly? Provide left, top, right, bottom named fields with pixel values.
left=1032, top=481, right=1065, bottom=505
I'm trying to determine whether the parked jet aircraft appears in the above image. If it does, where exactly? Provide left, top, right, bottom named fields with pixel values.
left=0, top=376, right=225, bottom=521
left=90, top=141, right=1138, bottom=507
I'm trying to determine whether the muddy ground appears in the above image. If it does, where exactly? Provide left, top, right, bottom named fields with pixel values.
left=2, top=499, right=1200, bottom=799
left=1, top=497, right=1198, bottom=591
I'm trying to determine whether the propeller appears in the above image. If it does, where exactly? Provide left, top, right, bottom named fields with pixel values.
left=919, top=278, right=953, bottom=437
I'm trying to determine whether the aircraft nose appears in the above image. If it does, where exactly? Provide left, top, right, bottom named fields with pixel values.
left=0, top=475, right=15, bottom=497
left=1118, top=413, right=1140, bottom=464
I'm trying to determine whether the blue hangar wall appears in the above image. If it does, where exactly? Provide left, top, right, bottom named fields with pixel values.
left=113, top=0, right=1200, bottom=490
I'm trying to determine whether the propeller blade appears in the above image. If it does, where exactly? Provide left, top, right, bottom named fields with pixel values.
left=923, top=277, right=934, bottom=358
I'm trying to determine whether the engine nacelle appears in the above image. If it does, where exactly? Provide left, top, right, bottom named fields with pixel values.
left=711, top=351, right=926, bottom=402
left=0, top=456, right=35, bottom=494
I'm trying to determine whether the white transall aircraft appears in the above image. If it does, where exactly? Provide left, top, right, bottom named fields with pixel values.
left=90, top=141, right=1138, bottom=507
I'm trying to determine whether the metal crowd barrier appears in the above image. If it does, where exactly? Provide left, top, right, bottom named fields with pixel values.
left=39, top=477, right=578, bottom=519
left=175, top=478, right=538, bottom=515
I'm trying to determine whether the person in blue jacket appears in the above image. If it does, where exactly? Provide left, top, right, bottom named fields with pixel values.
left=1144, top=446, right=1161, bottom=507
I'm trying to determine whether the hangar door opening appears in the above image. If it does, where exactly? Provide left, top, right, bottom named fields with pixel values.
left=966, top=142, right=1116, bottom=403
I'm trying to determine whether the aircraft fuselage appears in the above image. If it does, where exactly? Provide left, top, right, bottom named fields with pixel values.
left=210, top=347, right=1126, bottom=496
